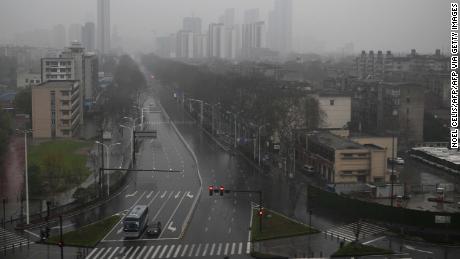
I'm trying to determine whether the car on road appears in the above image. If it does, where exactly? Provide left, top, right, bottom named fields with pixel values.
left=388, top=157, right=405, bottom=165
left=147, top=221, right=162, bottom=238
left=303, top=164, right=314, bottom=174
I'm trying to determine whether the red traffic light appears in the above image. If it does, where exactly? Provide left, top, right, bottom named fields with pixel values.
left=258, top=209, right=264, bottom=216
left=219, top=185, right=224, bottom=196
left=208, top=185, right=214, bottom=196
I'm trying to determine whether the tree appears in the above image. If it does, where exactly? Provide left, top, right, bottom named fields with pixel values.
left=0, top=105, right=12, bottom=163
left=14, top=87, right=32, bottom=115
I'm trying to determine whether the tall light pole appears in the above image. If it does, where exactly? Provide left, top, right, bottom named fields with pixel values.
left=390, top=109, right=398, bottom=207
left=16, top=129, right=32, bottom=225
left=95, top=141, right=121, bottom=196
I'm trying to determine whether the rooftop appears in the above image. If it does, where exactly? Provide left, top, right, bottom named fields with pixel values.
left=309, top=132, right=364, bottom=150
left=412, top=147, right=460, bottom=165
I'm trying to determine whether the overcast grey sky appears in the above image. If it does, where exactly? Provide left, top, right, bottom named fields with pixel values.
left=0, top=0, right=452, bottom=54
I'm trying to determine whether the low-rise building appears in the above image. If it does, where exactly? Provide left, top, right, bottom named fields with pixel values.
left=32, top=80, right=82, bottom=138
left=306, top=132, right=387, bottom=184
left=17, top=73, right=41, bottom=88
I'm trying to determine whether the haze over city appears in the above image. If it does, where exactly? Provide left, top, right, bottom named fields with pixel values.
left=0, top=0, right=451, bottom=54
left=1, top=1, right=459, bottom=259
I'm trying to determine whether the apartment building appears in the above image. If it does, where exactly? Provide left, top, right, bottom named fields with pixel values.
left=32, top=81, right=82, bottom=138
left=349, top=80, right=424, bottom=148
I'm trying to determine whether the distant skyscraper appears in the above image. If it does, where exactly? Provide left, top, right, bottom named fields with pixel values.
left=183, top=17, right=202, bottom=34
left=97, top=0, right=110, bottom=54
left=242, top=21, right=265, bottom=57
left=52, top=24, right=66, bottom=49
left=82, top=22, right=96, bottom=52
left=68, top=24, right=82, bottom=43
left=219, top=8, right=235, bottom=26
left=244, top=9, right=259, bottom=24
left=176, top=30, right=194, bottom=59
left=208, top=23, right=225, bottom=58
left=267, top=0, right=292, bottom=53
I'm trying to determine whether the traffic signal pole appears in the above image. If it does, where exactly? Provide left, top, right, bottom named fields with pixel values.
left=208, top=186, right=264, bottom=232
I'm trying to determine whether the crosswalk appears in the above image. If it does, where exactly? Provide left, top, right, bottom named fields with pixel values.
left=0, top=227, right=31, bottom=250
left=324, top=221, right=386, bottom=242
left=86, top=241, right=250, bottom=259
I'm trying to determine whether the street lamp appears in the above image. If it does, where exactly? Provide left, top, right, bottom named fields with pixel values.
left=95, top=141, right=121, bottom=196
left=390, top=109, right=398, bottom=207
left=16, top=129, right=32, bottom=225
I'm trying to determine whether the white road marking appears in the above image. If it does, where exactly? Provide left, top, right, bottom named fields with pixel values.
left=158, top=245, right=168, bottom=258
left=174, top=191, right=181, bottom=199
left=146, top=191, right=160, bottom=207
left=208, top=216, right=211, bottom=221
left=150, top=192, right=173, bottom=224
left=146, top=191, right=154, bottom=199
left=238, top=242, right=242, bottom=254
left=231, top=242, right=236, bottom=254
left=166, top=244, right=175, bottom=258
left=228, top=227, right=232, bottom=233
left=160, top=190, right=167, bottom=198
left=180, top=244, right=189, bottom=257
left=135, top=246, right=147, bottom=259
left=125, top=191, right=138, bottom=198
left=108, top=247, right=119, bottom=258
left=173, top=244, right=182, bottom=258
left=144, top=246, right=154, bottom=258
left=160, top=192, right=187, bottom=236
left=363, top=236, right=386, bottom=245
left=246, top=242, right=251, bottom=254
left=210, top=243, right=216, bottom=256
left=167, top=221, right=177, bottom=232
left=202, top=243, right=209, bottom=256
left=217, top=243, right=222, bottom=256
left=128, top=246, right=139, bottom=259
left=94, top=247, right=107, bottom=258
left=404, top=245, right=434, bottom=254
left=188, top=244, right=195, bottom=257
left=151, top=246, right=161, bottom=258
left=186, top=192, right=193, bottom=198
left=86, top=248, right=98, bottom=258
left=194, top=244, right=202, bottom=257
left=121, top=247, right=132, bottom=259
left=224, top=243, right=229, bottom=255
left=117, top=227, right=123, bottom=234
left=204, top=227, right=208, bottom=232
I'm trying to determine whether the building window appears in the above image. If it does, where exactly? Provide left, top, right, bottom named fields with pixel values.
left=330, top=99, right=335, bottom=105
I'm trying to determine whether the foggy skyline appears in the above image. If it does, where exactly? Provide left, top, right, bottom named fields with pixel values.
left=0, top=0, right=452, bottom=54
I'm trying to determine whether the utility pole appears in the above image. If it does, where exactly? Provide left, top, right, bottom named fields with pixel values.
left=2, top=198, right=6, bottom=228
left=59, top=215, right=64, bottom=259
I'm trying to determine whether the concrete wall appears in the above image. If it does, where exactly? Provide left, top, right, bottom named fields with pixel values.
left=317, top=96, right=351, bottom=129
left=32, top=87, right=51, bottom=138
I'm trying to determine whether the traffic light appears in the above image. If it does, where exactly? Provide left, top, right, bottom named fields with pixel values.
left=219, top=186, right=224, bottom=196
left=258, top=208, right=264, bottom=217
left=208, top=185, right=214, bottom=196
